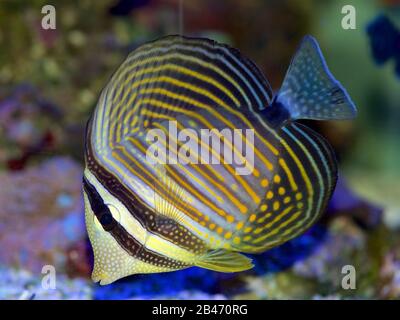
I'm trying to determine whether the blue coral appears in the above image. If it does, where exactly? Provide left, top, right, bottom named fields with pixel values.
left=93, top=224, right=326, bottom=299
left=250, top=224, right=327, bottom=275
left=366, top=14, right=400, bottom=77
left=94, top=267, right=229, bottom=299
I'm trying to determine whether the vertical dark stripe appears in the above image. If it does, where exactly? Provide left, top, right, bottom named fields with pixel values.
left=83, top=174, right=189, bottom=269
left=85, top=121, right=206, bottom=253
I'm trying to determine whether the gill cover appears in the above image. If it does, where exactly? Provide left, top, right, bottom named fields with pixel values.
left=83, top=170, right=179, bottom=285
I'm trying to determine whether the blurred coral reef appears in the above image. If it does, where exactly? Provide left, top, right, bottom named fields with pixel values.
left=0, top=265, right=92, bottom=300
left=0, top=157, right=87, bottom=273
left=0, top=0, right=399, bottom=300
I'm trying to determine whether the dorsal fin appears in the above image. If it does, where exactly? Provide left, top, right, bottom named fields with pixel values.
left=275, top=35, right=357, bottom=121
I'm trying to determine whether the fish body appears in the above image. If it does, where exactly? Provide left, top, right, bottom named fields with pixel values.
left=83, top=35, right=356, bottom=284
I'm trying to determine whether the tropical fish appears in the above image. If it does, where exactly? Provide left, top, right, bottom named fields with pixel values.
left=83, top=35, right=357, bottom=284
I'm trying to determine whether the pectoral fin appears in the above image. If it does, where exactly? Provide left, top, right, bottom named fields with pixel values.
left=153, top=164, right=188, bottom=225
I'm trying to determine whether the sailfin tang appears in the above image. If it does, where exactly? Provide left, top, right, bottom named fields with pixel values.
left=276, top=35, right=357, bottom=121
left=195, top=249, right=253, bottom=272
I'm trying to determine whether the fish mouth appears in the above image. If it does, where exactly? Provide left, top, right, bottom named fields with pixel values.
left=92, top=272, right=115, bottom=286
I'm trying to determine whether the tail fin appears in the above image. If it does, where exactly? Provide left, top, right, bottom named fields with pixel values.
left=275, top=35, right=357, bottom=121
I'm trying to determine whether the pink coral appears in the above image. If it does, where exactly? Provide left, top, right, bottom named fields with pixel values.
left=0, top=156, right=86, bottom=273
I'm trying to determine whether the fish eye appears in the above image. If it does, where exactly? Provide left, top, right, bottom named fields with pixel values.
left=93, top=203, right=120, bottom=232
left=97, top=208, right=115, bottom=232
left=99, top=211, right=113, bottom=226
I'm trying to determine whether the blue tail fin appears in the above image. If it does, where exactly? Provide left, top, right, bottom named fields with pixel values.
left=275, top=35, right=357, bottom=121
